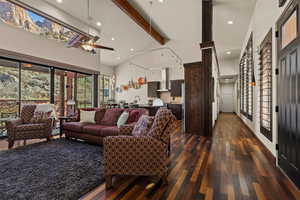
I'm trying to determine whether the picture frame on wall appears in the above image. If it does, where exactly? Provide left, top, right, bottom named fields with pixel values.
left=279, top=0, right=287, bottom=7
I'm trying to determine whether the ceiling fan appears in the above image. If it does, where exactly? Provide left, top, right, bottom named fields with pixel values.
left=66, top=0, right=114, bottom=53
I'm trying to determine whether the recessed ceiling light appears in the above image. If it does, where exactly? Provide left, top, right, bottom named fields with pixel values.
left=158, top=0, right=164, bottom=3
left=57, top=0, right=62, bottom=3
left=117, top=57, right=121, bottom=60
left=226, top=51, right=231, bottom=55
left=111, top=37, right=115, bottom=41
left=227, top=21, right=233, bottom=25
left=96, top=22, right=102, bottom=26
left=130, top=48, right=134, bottom=51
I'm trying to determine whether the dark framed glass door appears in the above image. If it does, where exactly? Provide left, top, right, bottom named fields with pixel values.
left=277, top=0, right=300, bottom=189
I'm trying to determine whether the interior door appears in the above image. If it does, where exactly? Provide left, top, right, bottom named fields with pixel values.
left=277, top=0, right=300, bottom=189
left=221, top=83, right=234, bottom=113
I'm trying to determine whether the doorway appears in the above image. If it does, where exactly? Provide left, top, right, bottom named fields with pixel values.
left=277, top=0, right=300, bottom=189
left=220, top=83, right=235, bottom=113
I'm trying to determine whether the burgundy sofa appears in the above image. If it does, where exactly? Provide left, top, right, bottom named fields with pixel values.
left=62, top=108, right=149, bottom=144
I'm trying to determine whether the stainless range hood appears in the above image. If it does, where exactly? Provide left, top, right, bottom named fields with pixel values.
left=157, top=68, right=169, bottom=92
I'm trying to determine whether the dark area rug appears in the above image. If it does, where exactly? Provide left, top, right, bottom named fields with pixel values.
left=0, top=139, right=104, bottom=200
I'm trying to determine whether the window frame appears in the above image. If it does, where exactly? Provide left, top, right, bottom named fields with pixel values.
left=240, top=33, right=254, bottom=120
left=259, top=29, right=273, bottom=141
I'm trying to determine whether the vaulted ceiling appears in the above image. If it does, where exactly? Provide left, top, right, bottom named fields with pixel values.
left=40, top=0, right=202, bottom=67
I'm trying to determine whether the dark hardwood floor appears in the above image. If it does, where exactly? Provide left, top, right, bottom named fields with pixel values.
left=1, top=114, right=300, bottom=200
left=80, top=113, right=300, bottom=200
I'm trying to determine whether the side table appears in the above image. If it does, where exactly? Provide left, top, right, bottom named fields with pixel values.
left=59, top=116, right=76, bottom=137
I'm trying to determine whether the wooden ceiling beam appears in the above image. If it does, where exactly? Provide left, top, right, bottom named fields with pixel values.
left=111, top=0, right=166, bottom=45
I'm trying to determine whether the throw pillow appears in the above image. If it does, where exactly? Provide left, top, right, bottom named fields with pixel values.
left=132, top=115, right=154, bottom=136
left=127, top=110, right=140, bottom=123
left=101, top=108, right=123, bottom=126
left=31, top=111, right=52, bottom=124
left=80, top=110, right=96, bottom=123
left=117, top=111, right=129, bottom=128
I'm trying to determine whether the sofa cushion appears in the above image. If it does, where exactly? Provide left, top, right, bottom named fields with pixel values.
left=63, top=122, right=89, bottom=132
left=15, top=123, right=45, bottom=132
left=101, top=126, right=119, bottom=136
left=147, top=108, right=173, bottom=141
left=95, top=109, right=106, bottom=124
left=101, top=108, right=123, bottom=126
left=132, top=115, right=154, bottom=136
left=21, top=105, right=37, bottom=124
left=82, top=125, right=108, bottom=136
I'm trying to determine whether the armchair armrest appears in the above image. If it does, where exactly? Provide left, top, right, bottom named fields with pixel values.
left=119, top=123, right=136, bottom=135
left=103, top=136, right=168, bottom=176
left=5, top=119, right=22, bottom=139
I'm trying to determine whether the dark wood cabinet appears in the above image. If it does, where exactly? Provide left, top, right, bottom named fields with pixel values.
left=167, top=104, right=182, bottom=120
left=184, top=62, right=211, bottom=136
left=147, top=81, right=160, bottom=97
left=170, top=80, right=184, bottom=97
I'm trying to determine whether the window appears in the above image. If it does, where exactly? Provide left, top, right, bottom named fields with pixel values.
left=240, top=34, right=254, bottom=120
left=21, top=63, right=50, bottom=106
left=99, top=75, right=112, bottom=104
left=259, top=30, right=273, bottom=141
left=77, top=73, right=93, bottom=108
left=0, top=0, right=79, bottom=43
left=281, top=10, right=297, bottom=49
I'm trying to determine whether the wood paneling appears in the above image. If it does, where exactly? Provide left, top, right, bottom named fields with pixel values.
left=111, top=0, right=166, bottom=45
left=184, top=62, right=208, bottom=135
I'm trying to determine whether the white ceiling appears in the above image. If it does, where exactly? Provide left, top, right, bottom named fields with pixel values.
left=213, top=0, right=257, bottom=60
left=21, top=0, right=255, bottom=69
left=41, top=0, right=202, bottom=67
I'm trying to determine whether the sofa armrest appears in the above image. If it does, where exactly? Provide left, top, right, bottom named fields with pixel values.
left=103, top=136, right=168, bottom=176
left=119, top=123, right=136, bottom=135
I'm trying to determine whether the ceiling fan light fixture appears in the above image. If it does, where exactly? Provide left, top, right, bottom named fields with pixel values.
left=82, top=44, right=94, bottom=51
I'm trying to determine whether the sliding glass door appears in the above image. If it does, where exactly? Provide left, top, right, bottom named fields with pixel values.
left=0, top=57, right=97, bottom=136
left=0, top=59, right=19, bottom=137
left=21, top=63, right=50, bottom=106
left=77, top=73, right=93, bottom=108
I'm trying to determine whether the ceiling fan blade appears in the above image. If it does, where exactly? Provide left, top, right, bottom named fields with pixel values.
left=91, top=44, right=114, bottom=51
left=92, top=36, right=100, bottom=43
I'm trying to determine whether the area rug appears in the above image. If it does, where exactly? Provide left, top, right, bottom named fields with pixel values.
left=0, top=139, right=104, bottom=200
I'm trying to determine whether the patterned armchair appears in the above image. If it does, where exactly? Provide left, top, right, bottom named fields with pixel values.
left=6, top=105, right=53, bottom=149
left=103, top=108, right=177, bottom=189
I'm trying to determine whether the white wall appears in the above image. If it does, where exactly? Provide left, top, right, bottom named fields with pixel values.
left=212, top=51, right=220, bottom=127
left=219, top=58, right=239, bottom=76
left=115, top=62, right=184, bottom=104
left=238, top=0, right=288, bottom=157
